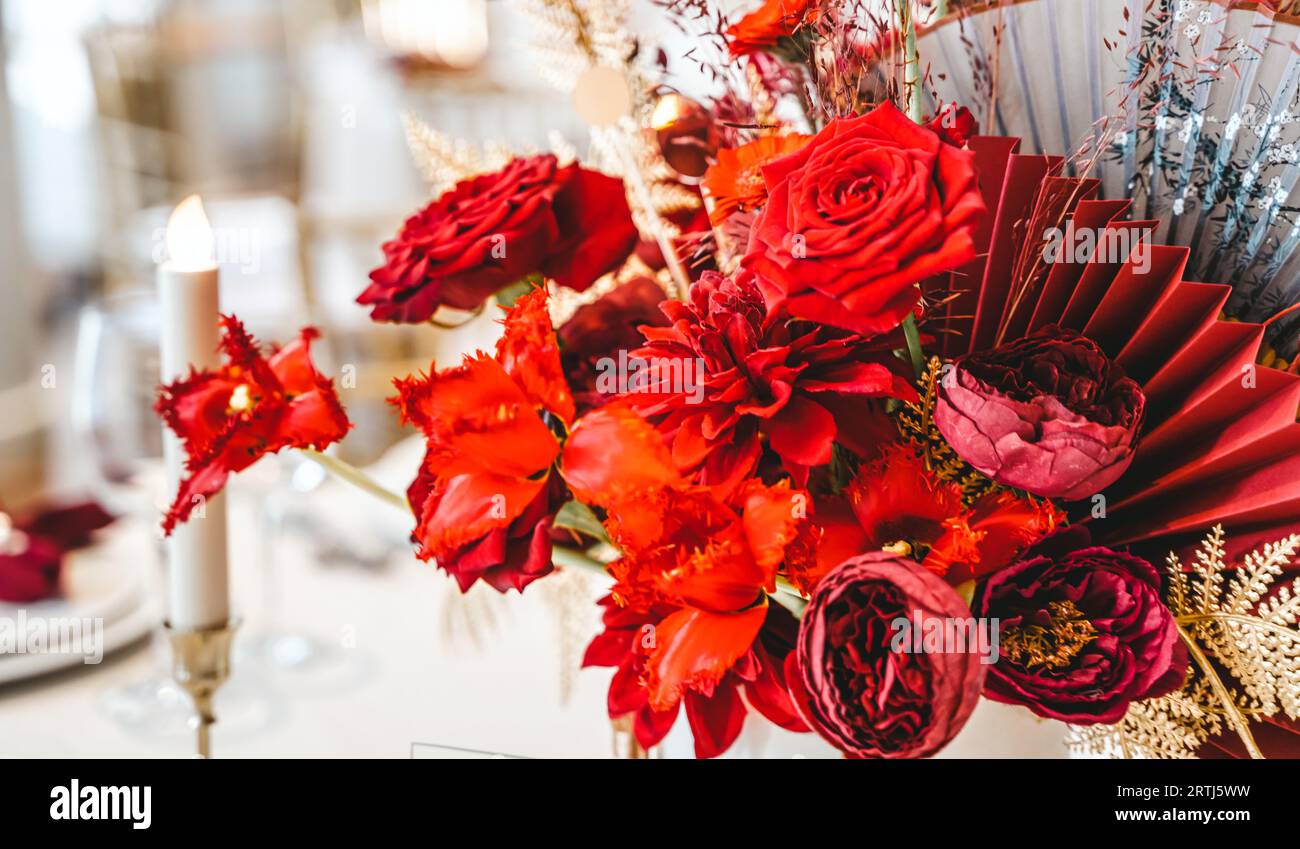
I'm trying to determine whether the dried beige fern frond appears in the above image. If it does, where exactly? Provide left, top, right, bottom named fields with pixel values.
left=1068, top=526, right=1300, bottom=759
left=513, top=0, right=635, bottom=93
left=891, top=357, right=1003, bottom=505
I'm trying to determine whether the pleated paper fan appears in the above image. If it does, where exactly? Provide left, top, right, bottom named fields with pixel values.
left=915, top=0, right=1300, bottom=355
left=924, top=134, right=1300, bottom=563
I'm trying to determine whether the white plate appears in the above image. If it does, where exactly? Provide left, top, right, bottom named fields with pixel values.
left=0, top=596, right=157, bottom=685
left=1, top=520, right=151, bottom=664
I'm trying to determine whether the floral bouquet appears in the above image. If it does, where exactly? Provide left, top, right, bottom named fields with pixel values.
left=156, top=0, right=1300, bottom=759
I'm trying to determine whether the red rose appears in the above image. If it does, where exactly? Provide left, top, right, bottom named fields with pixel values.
left=934, top=325, right=1145, bottom=500
left=360, top=155, right=637, bottom=323
left=973, top=527, right=1187, bottom=724
left=787, top=551, right=986, bottom=758
left=743, top=102, right=985, bottom=336
left=725, top=0, right=821, bottom=58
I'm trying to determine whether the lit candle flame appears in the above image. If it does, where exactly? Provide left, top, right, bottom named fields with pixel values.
left=165, top=195, right=216, bottom=271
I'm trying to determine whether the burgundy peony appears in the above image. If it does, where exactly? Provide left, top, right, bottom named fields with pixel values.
left=935, top=325, right=1145, bottom=500
left=627, top=270, right=916, bottom=495
left=742, top=101, right=985, bottom=336
left=786, top=551, right=986, bottom=758
left=360, top=155, right=637, bottom=323
left=973, top=527, right=1187, bottom=724
left=558, top=277, right=669, bottom=416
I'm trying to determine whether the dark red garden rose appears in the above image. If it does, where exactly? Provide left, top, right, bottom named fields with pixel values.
left=934, top=325, right=1145, bottom=500
left=742, top=101, right=985, bottom=336
left=557, top=277, right=669, bottom=415
left=156, top=317, right=350, bottom=536
left=628, top=270, right=916, bottom=495
left=725, top=0, right=822, bottom=58
left=360, top=155, right=637, bottom=323
left=972, top=526, right=1187, bottom=724
left=786, top=551, right=986, bottom=758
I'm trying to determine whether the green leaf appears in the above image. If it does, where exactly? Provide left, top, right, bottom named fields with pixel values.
left=553, top=499, right=610, bottom=544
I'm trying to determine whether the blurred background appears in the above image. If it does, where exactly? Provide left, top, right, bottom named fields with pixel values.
left=0, top=0, right=643, bottom=502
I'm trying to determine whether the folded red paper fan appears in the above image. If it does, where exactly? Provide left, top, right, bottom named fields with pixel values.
left=924, top=136, right=1300, bottom=565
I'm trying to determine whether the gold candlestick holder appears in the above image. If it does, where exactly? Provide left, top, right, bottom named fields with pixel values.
left=166, top=620, right=238, bottom=758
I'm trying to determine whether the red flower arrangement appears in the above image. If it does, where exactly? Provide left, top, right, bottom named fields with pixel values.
left=155, top=6, right=1300, bottom=760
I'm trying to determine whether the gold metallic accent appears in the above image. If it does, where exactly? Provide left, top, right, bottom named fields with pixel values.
left=166, top=620, right=238, bottom=759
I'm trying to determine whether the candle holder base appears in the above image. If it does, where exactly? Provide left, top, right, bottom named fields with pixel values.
left=166, top=620, right=238, bottom=758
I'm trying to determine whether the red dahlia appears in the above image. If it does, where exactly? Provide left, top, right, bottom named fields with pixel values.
left=627, top=270, right=916, bottom=494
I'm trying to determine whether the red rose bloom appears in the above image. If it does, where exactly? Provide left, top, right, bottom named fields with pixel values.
left=973, top=527, right=1187, bottom=724
left=742, top=102, right=985, bottom=336
left=156, top=317, right=350, bottom=536
left=725, top=0, right=821, bottom=58
left=360, top=155, right=638, bottom=323
left=935, top=325, right=1145, bottom=500
left=787, top=551, right=986, bottom=758
left=628, top=270, right=916, bottom=494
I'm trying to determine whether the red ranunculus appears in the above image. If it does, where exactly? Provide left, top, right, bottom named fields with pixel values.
left=628, top=270, right=915, bottom=495
left=360, top=155, right=638, bottom=323
left=725, top=0, right=822, bottom=58
left=935, top=325, right=1145, bottom=500
left=973, top=526, right=1188, bottom=724
left=742, top=101, right=985, bottom=336
left=156, top=317, right=350, bottom=536
left=787, top=551, right=986, bottom=758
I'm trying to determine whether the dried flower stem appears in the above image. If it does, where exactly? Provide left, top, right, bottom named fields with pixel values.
left=1175, top=622, right=1264, bottom=759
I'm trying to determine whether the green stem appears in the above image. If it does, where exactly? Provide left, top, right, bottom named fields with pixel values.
left=297, top=449, right=409, bottom=513
left=902, top=312, right=926, bottom=380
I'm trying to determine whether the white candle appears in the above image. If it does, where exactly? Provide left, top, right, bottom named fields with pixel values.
left=158, top=195, right=230, bottom=631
